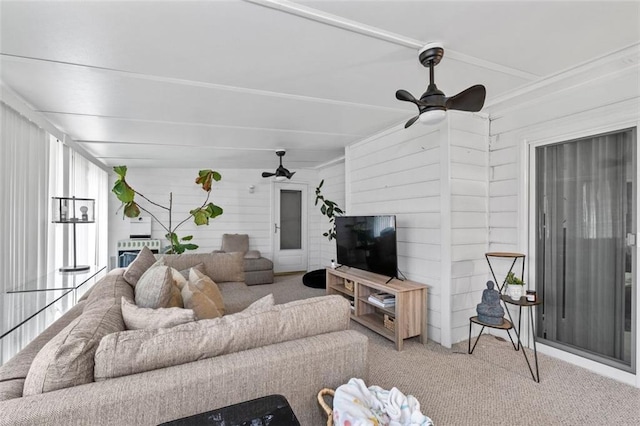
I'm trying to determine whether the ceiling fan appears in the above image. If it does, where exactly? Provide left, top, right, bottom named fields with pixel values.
left=396, top=42, right=486, bottom=128
left=262, top=149, right=295, bottom=181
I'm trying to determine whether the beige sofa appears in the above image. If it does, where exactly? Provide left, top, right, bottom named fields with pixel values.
left=0, top=252, right=368, bottom=425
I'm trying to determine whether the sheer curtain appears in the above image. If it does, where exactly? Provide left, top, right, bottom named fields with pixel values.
left=0, top=103, right=51, bottom=363
left=536, top=129, right=634, bottom=369
left=70, top=151, right=108, bottom=268
left=0, top=102, right=50, bottom=292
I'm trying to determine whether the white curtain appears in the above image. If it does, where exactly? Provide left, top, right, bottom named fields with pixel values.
left=0, top=102, right=50, bottom=292
left=0, top=103, right=108, bottom=364
left=0, top=103, right=51, bottom=363
left=70, top=151, right=108, bottom=269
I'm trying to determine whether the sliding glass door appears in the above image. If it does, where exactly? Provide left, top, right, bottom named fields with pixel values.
left=534, top=128, right=636, bottom=372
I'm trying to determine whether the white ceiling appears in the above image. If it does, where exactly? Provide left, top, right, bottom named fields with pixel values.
left=1, top=0, right=639, bottom=171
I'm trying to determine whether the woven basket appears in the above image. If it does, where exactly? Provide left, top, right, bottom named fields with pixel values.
left=317, top=388, right=335, bottom=426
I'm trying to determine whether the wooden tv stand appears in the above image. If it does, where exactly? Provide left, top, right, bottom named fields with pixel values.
left=326, top=266, right=427, bottom=350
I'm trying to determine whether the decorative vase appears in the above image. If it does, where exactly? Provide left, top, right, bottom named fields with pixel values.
left=508, top=285, right=523, bottom=300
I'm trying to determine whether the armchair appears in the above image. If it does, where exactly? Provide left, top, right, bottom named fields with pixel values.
left=217, top=234, right=274, bottom=285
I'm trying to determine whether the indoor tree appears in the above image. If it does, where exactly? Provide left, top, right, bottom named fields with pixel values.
left=112, top=166, right=223, bottom=254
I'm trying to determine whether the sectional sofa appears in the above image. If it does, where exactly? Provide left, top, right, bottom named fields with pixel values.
left=0, top=251, right=368, bottom=425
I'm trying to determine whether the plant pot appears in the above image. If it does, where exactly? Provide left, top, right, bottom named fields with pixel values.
left=508, top=285, right=524, bottom=300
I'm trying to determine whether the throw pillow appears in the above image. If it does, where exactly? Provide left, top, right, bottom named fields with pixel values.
left=221, top=233, right=249, bottom=253
left=189, top=268, right=225, bottom=315
left=121, top=297, right=195, bottom=330
left=123, top=246, right=157, bottom=287
left=177, top=262, right=205, bottom=282
left=134, top=264, right=174, bottom=309
left=181, top=282, right=222, bottom=320
left=166, top=284, right=183, bottom=308
left=243, top=294, right=275, bottom=313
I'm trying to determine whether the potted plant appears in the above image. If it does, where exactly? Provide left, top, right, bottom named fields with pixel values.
left=314, top=179, right=344, bottom=241
left=112, top=166, right=223, bottom=254
left=505, top=272, right=525, bottom=300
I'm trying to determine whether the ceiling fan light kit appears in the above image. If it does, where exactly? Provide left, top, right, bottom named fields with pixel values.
left=419, top=109, right=447, bottom=125
left=396, top=42, right=486, bottom=129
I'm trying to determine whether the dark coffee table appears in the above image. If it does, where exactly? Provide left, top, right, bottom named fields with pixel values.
left=160, top=394, right=300, bottom=426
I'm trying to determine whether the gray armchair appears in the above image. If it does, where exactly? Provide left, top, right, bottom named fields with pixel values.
left=217, top=234, right=274, bottom=285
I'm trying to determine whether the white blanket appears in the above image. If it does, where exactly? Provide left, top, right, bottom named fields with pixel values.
left=332, top=378, right=434, bottom=426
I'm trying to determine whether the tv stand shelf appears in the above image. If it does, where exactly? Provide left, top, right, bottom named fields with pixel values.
left=326, top=266, right=427, bottom=350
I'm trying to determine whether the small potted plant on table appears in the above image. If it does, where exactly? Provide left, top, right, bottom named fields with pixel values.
left=505, top=272, right=525, bottom=300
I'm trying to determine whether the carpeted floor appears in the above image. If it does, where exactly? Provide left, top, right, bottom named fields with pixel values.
left=253, top=273, right=640, bottom=424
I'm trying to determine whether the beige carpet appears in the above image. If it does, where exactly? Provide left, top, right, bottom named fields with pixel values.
left=254, top=273, right=640, bottom=424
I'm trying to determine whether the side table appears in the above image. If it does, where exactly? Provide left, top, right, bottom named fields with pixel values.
left=468, top=316, right=517, bottom=355
left=501, top=295, right=542, bottom=383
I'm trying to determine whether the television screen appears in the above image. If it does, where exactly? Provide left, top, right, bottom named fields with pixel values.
left=335, top=215, right=397, bottom=278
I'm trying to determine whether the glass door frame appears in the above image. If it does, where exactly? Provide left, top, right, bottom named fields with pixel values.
left=525, top=122, right=639, bottom=386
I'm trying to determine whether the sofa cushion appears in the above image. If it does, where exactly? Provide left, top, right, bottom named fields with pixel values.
left=94, top=295, right=350, bottom=380
left=221, top=233, right=249, bottom=253
left=189, top=269, right=225, bottom=315
left=244, top=250, right=261, bottom=259
left=23, top=272, right=132, bottom=395
left=123, top=246, right=156, bottom=287
left=121, top=297, right=195, bottom=330
left=244, top=257, right=274, bottom=272
left=134, top=264, right=174, bottom=309
left=160, top=252, right=244, bottom=283
left=0, top=379, right=24, bottom=401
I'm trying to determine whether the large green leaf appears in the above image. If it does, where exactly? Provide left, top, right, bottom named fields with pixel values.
left=123, top=202, right=140, bottom=217
left=112, top=180, right=135, bottom=203
left=166, top=232, right=179, bottom=247
left=191, top=208, right=210, bottom=226
left=205, top=203, right=223, bottom=218
left=113, top=165, right=128, bottom=179
left=195, top=169, right=222, bottom=192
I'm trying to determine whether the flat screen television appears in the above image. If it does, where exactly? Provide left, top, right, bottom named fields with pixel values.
left=335, top=215, right=397, bottom=278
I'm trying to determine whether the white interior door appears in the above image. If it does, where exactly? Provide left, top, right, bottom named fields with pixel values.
left=272, top=182, right=308, bottom=273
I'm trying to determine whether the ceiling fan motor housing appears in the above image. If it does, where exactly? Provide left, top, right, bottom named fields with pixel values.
left=418, top=42, right=444, bottom=67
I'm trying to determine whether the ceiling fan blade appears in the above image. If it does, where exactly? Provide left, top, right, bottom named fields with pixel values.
left=396, top=89, right=419, bottom=104
left=404, top=115, right=420, bottom=128
left=445, top=85, right=486, bottom=112
left=262, top=172, right=275, bottom=178
left=285, top=171, right=296, bottom=179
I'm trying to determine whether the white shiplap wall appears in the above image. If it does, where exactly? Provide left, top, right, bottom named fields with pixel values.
left=346, top=114, right=490, bottom=346
left=346, top=123, right=447, bottom=344
left=488, top=59, right=640, bottom=386
left=108, top=167, right=322, bottom=268
left=449, top=113, right=490, bottom=344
